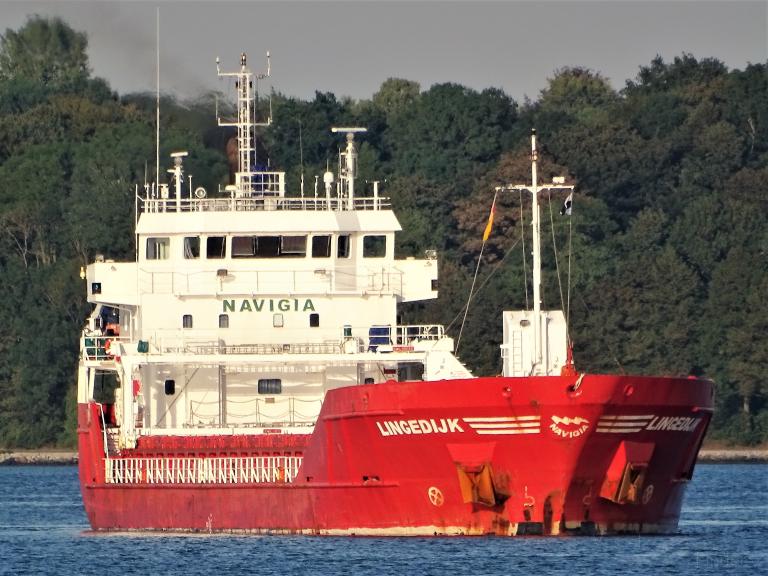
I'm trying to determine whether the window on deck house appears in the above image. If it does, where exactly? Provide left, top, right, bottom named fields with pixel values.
left=363, top=235, right=387, bottom=258
left=337, top=235, right=351, bottom=258
left=206, top=236, right=226, bottom=259
left=146, top=237, right=170, bottom=260
left=183, top=236, right=200, bottom=259
left=312, top=235, right=331, bottom=258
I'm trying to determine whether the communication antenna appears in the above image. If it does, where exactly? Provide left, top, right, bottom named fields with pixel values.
left=331, top=127, right=367, bottom=209
left=323, top=159, right=334, bottom=208
left=155, top=8, right=160, bottom=186
left=299, top=120, right=304, bottom=198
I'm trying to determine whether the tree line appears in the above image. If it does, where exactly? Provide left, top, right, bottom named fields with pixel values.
left=0, top=17, right=765, bottom=447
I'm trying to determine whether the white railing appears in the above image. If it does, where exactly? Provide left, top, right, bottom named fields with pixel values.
left=146, top=337, right=343, bottom=356
left=84, top=327, right=444, bottom=360
left=238, top=171, right=285, bottom=196
left=395, top=324, right=445, bottom=345
left=104, top=455, right=303, bottom=485
left=139, top=195, right=390, bottom=214
left=84, top=326, right=444, bottom=360
left=82, top=336, right=129, bottom=361
left=190, top=342, right=343, bottom=356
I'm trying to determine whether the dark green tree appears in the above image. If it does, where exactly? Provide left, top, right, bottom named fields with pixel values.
left=0, top=16, right=89, bottom=87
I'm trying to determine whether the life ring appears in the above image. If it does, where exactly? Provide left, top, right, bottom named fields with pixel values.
left=104, top=339, right=115, bottom=356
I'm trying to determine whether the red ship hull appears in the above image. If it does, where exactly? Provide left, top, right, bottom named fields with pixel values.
left=78, top=374, right=712, bottom=535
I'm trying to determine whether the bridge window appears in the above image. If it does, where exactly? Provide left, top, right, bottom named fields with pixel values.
left=219, top=314, right=229, bottom=329
left=206, top=236, right=226, bottom=259
left=182, top=314, right=193, bottom=329
left=281, top=236, right=307, bottom=257
left=183, top=236, right=200, bottom=259
left=311, top=235, right=331, bottom=258
left=363, top=235, right=387, bottom=258
left=232, top=236, right=258, bottom=257
left=232, top=235, right=307, bottom=258
left=146, top=237, right=170, bottom=260
left=337, top=235, right=350, bottom=258
left=256, top=236, right=280, bottom=257
left=273, top=313, right=284, bottom=328
left=309, top=313, right=320, bottom=327
left=258, top=379, right=282, bottom=395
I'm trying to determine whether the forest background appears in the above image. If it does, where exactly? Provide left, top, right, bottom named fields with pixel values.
left=0, top=17, right=765, bottom=448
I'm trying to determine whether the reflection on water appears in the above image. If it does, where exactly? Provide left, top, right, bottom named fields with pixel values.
left=1, top=464, right=766, bottom=575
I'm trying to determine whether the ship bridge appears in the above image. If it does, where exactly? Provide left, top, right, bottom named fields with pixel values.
left=78, top=53, right=470, bottom=449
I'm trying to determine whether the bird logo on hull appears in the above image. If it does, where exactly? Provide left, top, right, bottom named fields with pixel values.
left=549, top=415, right=590, bottom=438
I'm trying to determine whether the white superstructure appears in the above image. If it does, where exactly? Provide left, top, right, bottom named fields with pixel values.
left=77, top=54, right=470, bottom=449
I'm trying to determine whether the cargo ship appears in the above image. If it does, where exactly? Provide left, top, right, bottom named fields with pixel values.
left=77, top=53, right=713, bottom=535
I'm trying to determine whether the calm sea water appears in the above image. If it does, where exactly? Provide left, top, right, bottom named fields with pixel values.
left=1, top=464, right=766, bottom=576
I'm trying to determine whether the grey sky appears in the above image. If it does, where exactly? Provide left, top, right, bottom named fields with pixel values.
left=1, top=1, right=766, bottom=101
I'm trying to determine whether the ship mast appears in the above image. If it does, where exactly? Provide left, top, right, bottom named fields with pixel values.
left=506, top=129, right=574, bottom=374
left=216, top=52, right=272, bottom=196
